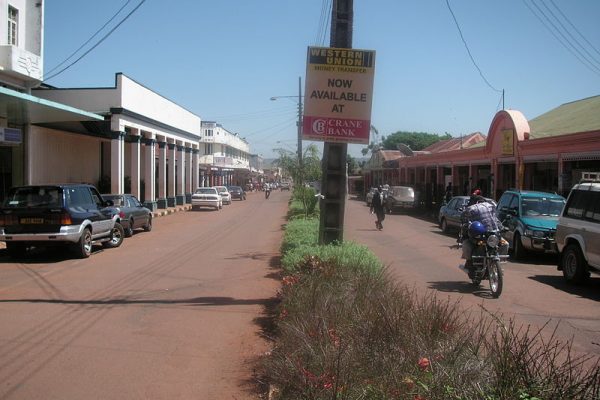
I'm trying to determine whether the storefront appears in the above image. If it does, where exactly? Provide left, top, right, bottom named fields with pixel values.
left=363, top=95, right=600, bottom=208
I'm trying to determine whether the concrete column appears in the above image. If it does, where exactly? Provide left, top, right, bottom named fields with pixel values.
left=176, top=145, right=185, bottom=205
left=193, top=149, right=199, bottom=190
left=130, top=135, right=141, bottom=198
left=186, top=147, right=193, bottom=202
left=168, top=143, right=176, bottom=207
left=157, top=141, right=167, bottom=209
left=110, top=132, right=125, bottom=194
left=143, top=137, right=157, bottom=210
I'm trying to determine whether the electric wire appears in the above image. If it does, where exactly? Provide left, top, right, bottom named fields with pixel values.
left=44, top=0, right=147, bottom=82
left=445, top=0, right=503, bottom=94
left=243, top=116, right=298, bottom=139
left=548, top=0, right=600, bottom=58
left=539, top=0, right=600, bottom=67
left=314, top=0, right=328, bottom=45
left=45, top=0, right=133, bottom=76
left=523, top=0, right=600, bottom=75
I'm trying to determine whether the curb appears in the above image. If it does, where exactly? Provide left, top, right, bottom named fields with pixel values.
left=152, top=205, right=192, bottom=218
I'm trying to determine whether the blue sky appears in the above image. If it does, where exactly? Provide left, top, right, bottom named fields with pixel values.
left=43, top=1, right=600, bottom=159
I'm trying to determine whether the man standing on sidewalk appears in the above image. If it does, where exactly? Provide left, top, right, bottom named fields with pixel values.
left=370, top=185, right=385, bottom=230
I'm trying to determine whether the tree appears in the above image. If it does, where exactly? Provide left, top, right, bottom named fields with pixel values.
left=347, top=154, right=359, bottom=174
left=382, top=131, right=452, bottom=151
left=361, top=125, right=382, bottom=156
left=273, top=144, right=322, bottom=218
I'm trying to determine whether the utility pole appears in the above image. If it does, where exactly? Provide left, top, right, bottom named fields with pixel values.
left=318, top=0, right=353, bottom=244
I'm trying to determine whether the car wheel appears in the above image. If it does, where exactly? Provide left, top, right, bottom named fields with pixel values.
left=104, top=223, right=124, bottom=248
left=562, top=243, right=589, bottom=284
left=74, top=228, right=93, bottom=258
left=6, top=242, right=27, bottom=258
left=124, top=219, right=134, bottom=237
left=440, top=218, right=448, bottom=233
left=512, top=233, right=526, bottom=260
left=143, top=216, right=153, bottom=232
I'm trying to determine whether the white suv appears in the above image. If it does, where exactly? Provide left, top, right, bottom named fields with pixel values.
left=556, top=172, right=600, bottom=284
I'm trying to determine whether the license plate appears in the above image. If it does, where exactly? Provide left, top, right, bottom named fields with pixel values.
left=20, top=218, right=44, bottom=224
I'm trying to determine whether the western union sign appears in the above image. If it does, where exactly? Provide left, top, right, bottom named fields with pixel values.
left=302, top=46, right=376, bottom=144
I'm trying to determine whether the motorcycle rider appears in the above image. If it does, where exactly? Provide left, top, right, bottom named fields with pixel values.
left=460, top=192, right=504, bottom=272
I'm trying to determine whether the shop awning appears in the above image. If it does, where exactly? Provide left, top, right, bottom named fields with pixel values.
left=0, top=86, right=104, bottom=125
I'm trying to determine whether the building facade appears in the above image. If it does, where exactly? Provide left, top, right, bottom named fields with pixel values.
left=363, top=96, right=600, bottom=209
left=0, top=2, right=256, bottom=208
left=199, top=121, right=251, bottom=187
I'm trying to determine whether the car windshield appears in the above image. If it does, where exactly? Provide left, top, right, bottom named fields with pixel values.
left=3, top=187, right=62, bottom=208
left=216, top=187, right=227, bottom=193
left=521, top=197, right=565, bottom=217
left=196, top=188, right=216, bottom=195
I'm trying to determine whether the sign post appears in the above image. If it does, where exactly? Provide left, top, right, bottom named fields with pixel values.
left=302, top=47, right=375, bottom=145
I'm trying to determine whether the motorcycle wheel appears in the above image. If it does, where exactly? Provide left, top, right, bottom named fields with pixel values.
left=488, top=260, right=503, bottom=298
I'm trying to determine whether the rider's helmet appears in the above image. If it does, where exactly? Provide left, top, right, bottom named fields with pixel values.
left=468, top=221, right=486, bottom=237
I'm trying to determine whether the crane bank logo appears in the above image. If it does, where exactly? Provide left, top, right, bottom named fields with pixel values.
left=312, top=119, right=327, bottom=134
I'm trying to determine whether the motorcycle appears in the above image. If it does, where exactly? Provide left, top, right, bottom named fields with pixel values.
left=458, top=220, right=509, bottom=298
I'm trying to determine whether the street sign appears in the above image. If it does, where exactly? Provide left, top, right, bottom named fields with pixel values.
left=302, top=46, right=376, bottom=145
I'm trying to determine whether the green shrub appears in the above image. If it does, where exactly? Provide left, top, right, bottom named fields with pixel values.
left=264, top=257, right=600, bottom=400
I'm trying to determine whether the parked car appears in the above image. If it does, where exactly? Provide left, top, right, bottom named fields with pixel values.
left=101, top=194, right=152, bottom=237
left=384, top=186, right=415, bottom=213
left=439, top=195, right=497, bottom=233
left=215, top=186, right=232, bottom=205
left=438, top=196, right=470, bottom=233
left=227, top=185, right=246, bottom=201
left=496, top=189, right=566, bottom=259
left=556, top=172, right=600, bottom=284
left=191, top=187, right=222, bottom=210
left=280, top=182, right=291, bottom=191
left=0, top=184, right=124, bottom=258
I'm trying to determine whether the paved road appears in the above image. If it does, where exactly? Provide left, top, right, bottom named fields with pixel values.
left=0, top=190, right=289, bottom=400
left=344, top=196, right=600, bottom=358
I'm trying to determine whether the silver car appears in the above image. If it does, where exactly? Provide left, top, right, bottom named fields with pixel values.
left=191, top=187, right=222, bottom=211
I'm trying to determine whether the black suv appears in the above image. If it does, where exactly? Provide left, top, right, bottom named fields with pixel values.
left=0, top=184, right=124, bottom=258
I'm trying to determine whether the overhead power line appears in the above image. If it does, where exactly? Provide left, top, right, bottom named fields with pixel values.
left=45, top=0, right=134, bottom=76
left=445, top=0, right=503, bottom=94
left=44, top=0, right=147, bottom=82
left=523, top=0, right=600, bottom=77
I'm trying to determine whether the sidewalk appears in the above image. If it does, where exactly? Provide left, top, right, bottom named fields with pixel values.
left=152, top=204, right=191, bottom=218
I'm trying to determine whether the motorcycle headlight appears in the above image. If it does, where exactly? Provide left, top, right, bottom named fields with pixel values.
left=487, top=235, right=499, bottom=248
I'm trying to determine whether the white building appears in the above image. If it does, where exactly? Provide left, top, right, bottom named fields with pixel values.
left=199, top=121, right=251, bottom=187
left=34, top=73, right=202, bottom=210
left=0, top=1, right=254, bottom=207
left=0, top=0, right=104, bottom=202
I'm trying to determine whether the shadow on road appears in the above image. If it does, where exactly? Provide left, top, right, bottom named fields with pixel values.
left=0, top=296, right=277, bottom=306
left=527, top=275, right=600, bottom=302
left=428, top=280, right=496, bottom=299
left=0, top=247, right=105, bottom=264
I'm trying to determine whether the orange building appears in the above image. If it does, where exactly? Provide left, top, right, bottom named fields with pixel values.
left=363, top=95, right=600, bottom=208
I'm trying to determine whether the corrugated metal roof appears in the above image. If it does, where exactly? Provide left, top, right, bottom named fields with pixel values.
left=528, top=95, right=600, bottom=138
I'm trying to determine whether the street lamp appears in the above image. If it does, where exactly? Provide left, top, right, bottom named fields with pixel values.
left=270, top=76, right=303, bottom=167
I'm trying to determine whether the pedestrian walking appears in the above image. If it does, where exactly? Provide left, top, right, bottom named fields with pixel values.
left=370, top=185, right=385, bottom=230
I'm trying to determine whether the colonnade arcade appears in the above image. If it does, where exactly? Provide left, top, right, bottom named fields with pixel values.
left=106, top=123, right=200, bottom=211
